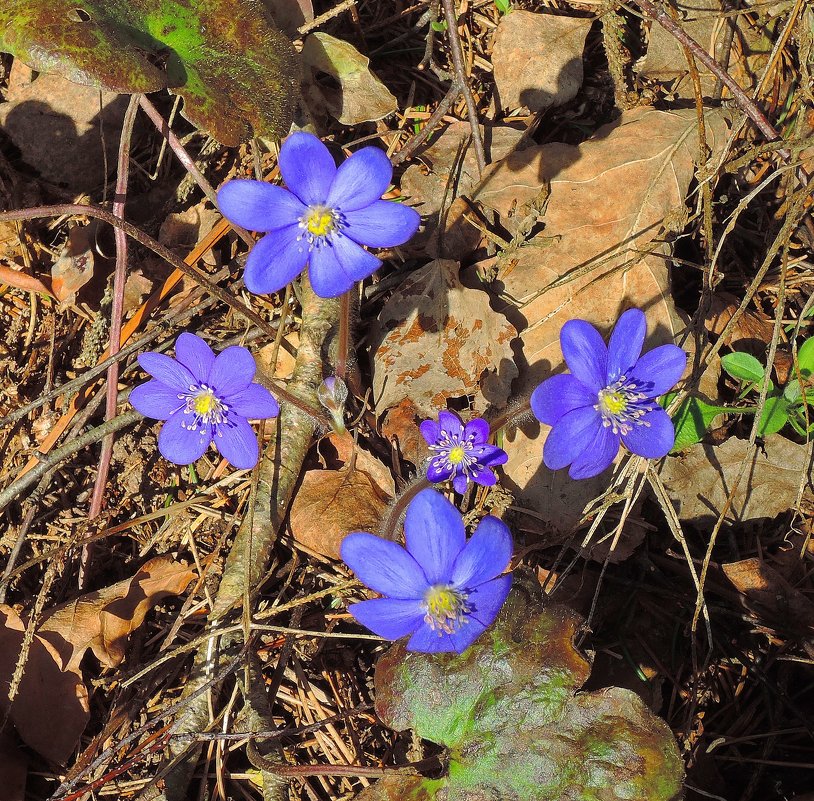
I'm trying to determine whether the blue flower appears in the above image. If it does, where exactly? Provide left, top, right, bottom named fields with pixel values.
left=531, top=308, right=687, bottom=479
left=420, top=410, right=508, bottom=494
left=341, top=488, right=513, bottom=654
left=130, top=333, right=279, bottom=469
left=216, top=132, right=421, bottom=298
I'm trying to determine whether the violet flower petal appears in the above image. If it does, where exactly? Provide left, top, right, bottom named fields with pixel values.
left=138, top=352, right=197, bottom=392
left=406, top=622, right=453, bottom=653
left=278, top=132, right=336, bottom=205
left=629, top=344, right=687, bottom=397
left=208, top=346, right=256, bottom=395
left=451, top=516, right=512, bottom=589
left=158, top=410, right=211, bottom=465
left=568, top=423, right=619, bottom=479
left=216, top=181, right=305, bottom=232
left=243, top=226, right=310, bottom=296
left=404, top=488, right=466, bottom=585
left=343, top=201, right=420, bottom=248
left=347, top=598, right=425, bottom=640
left=463, top=417, right=490, bottom=445
left=560, top=319, right=608, bottom=392
left=214, top=415, right=260, bottom=469
left=452, top=473, right=470, bottom=494
left=467, top=464, right=498, bottom=487
left=427, top=459, right=455, bottom=483
left=225, top=384, right=280, bottom=419
left=531, top=373, right=597, bottom=426
left=621, top=407, right=675, bottom=458
left=606, top=308, right=647, bottom=382
left=129, top=380, right=184, bottom=420
left=543, top=406, right=602, bottom=471
left=326, top=146, right=392, bottom=212
left=308, top=234, right=381, bottom=298
left=341, top=532, right=430, bottom=599
left=175, top=332, right=215, bottom=383
left=471, top=444, right=509, bottom=467
left=419, top=418, right=441, bottom=445
left=438, top=410, right=464, bottom=439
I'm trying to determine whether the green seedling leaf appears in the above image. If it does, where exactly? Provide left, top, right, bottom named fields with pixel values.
left=756, top=393, right=790, bottom=437
left=358, top=582, right=684, bottom=801
left=0, top=0, right=300, bottom=146
left=797, top=336, right=814, bottom=378
left=784, top=380, right=802, bottom=404
left=721, top=351, right=766, bottom=384
left=668, top=395, right=728, bottom=452
left=495, top=0, right=512, bottom=13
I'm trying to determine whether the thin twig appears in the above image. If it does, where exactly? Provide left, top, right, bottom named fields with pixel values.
left=440, top=0, right=486, bottom=175
left=82, top=94, right=141, bottom=586
left=392, top=82, right=461, bottom=165
left=298, top=0, right=359, bottom=35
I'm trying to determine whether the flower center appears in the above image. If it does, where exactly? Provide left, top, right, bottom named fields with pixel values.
left=429, top=430, right=480, bottom=475
left=595, top=376, right=653, bottom=436
left=423, top=584, right=471, bottom=634
left=181, top=384, right=228, bottom=431
left=300, top=205, right=341, bottom=244
left=448, top=445, right=466, bottom=464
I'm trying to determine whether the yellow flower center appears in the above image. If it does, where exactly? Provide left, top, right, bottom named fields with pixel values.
left=193, top=390, right=218, bottom=416
left=599, top=390, right=627, bottom=416
left=447, top=445, right=466, bottom=464
left=304, top=206, right=336, bottom=237
left=423, top=585, right=471, bottom=634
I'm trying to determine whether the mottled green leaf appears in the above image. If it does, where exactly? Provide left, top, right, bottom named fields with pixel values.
left=359, top=582, right=684, bottom=801
left=0, top=0, right=299, bottom=146
left=668, top=394, right=729, bottom=452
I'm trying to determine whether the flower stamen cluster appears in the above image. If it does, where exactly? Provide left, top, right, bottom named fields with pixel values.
left=182, top=384, right=229, bottom=432
left=423, top=585, right=472, bottom=635
left=595, top=376, right=654, bottom=436
left=299, top=205, right=342, bottom=244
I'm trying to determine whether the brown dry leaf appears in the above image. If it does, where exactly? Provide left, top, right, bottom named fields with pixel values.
left=369, top=259, right=518, bottom=418
left=0, top=72, right=127, bottom=190
left=0, top=556, right=195, bottom=764
left=658, top=435, right=813, bottom=525
left=0, top=263, right=53, bottom=297
left=703, top=292, right=775, bottom=357
left=492, top=11, right=590, bottom=112
left=122, top=269, right=154, bottom=315
left=50, top=225, right=95, bottom=304
left=290, top=461, right=394, bottom=559
left=159, top=201, right=221, bottom=267
left=722, top=558, right=814, bottom=651
left=400, top=122, right=525, bottom=257
left=474, top=108, right=728, bottom=531
left=301, top=33, right=397, bottom=126
left=38, top=555, right=197, bottom=672
left=0, top=605, right=91, bottom=764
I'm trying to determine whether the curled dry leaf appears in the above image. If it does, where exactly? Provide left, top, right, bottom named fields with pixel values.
left=301, top=32, right=397, bottom=125
left=0, top=556, right=196, bottom=763
left=492, top=11, right=590, bottom=112
left=703, top=292, right=775, bottom=357
left=471, top=108, right=727, bottom=532
left=369, top=259, right=518, bottom=418
left=50, top=225, right=95, bottom=304
left=658, top=435, right=814, bottom=525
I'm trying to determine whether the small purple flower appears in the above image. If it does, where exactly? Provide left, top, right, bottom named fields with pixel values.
left=216, top=132, right=421, bottom=298
left=531, top=308, right=687, bottom=479
left=130, top=333, right=279, bottom=469
left=420, top=410, right=508, bottom=494
left=341, top=488, right=513, bottom=653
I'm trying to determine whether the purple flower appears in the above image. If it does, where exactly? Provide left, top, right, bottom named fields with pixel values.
left=130, top=333, right=279, bottom=469
left=341, top=488, right=512, bottom=653
left=216, top=132, right=421, bottom=298
left=531, top=308, right=687, bottom=479
left=420, top=410, right=508, bottom=494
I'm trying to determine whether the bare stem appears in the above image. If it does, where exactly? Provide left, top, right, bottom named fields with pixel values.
left=336, top=290, right=352, bottom=380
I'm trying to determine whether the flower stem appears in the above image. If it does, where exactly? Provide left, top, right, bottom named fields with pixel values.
left=488, top=396, right=532, bottom=437
left=336, top=289, right=352, bottom=381
left=379, top=476, right=432, bottom=541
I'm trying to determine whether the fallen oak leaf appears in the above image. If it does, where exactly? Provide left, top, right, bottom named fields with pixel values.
left=0, top=556, right=195, bottom=763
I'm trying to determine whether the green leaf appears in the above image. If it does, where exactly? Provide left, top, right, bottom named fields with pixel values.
left=430, top=19, right=448, bottom=31
left=495, top=0, right=511, bottom=14
left=756, top=393, right=790, bottom=437
left=0, top=0, right=299, bottom=146
left=797, top=337, right=814, bottom=378
left=668, top=395, right=729, bottom=452
left=784, top=380, right=802, bottom=404
left=721, top=352, right=766, bottom=384
left=358, top=581, right=684, bottom=801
